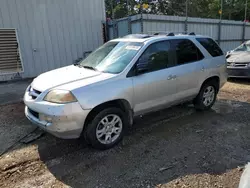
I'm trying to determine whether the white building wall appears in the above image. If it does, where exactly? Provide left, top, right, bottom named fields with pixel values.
left=0, top=0, right=106, bottom=81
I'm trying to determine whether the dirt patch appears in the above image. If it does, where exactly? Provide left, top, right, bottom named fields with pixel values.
left=0, top=81, right=250, bottom=188
left=220, top=80, right=250, bottom=102
left=157, top=168, right=243, bottom=188
left=0, top=102, right=35, bottom=155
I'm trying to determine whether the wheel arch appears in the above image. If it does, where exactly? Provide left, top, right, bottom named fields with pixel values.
left=194, top=75, right=220, bottom=110
left=83, top=99, right=133, bottom=133
left=201, top=76, right=220, bottom=92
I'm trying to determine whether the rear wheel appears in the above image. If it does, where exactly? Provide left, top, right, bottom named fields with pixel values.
left=84, top=107, right=127, bottom=150
left=194, top=81, right=218, bottom=110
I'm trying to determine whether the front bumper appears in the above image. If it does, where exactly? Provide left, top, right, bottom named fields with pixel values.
left=227, top=67, right=250, bottom=78
left=24, top=91, right=91, bottom=139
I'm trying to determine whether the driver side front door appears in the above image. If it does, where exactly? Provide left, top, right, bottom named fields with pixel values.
left=131, top=40, right=178, bottom=115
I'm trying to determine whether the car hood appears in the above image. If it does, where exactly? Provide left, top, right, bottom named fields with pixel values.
left=31, top=65, right=113, bottom=92
left=227, top=51, right=250, bottom=63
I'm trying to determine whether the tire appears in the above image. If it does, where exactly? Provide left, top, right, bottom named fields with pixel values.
left=84, top=107, right=128, bottom=150
left=194, top=80, right=218, bottom=111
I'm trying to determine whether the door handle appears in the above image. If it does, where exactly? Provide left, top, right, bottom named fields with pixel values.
left=167, top=75, right=177, bottom=80
left=172, top=75, right=177, bottom=80
left=217, top=64, right=221, bottom=67
left=167, top=75, right=172, bottom=80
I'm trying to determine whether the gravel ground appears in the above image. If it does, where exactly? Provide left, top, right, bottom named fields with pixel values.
left=0, top=79, right=31, bottom=105
left=0, top=103, right=35, bottom=155
left=0, top=80, right=250, bottom=188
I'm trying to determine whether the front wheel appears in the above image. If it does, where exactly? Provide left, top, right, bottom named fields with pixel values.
left=194, top=81, right=218, bottom=110
left=84, top=107, right=127, bottom=150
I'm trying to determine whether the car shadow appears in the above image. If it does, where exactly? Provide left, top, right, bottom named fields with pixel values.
left=228, top=77, right=250, bottom=85
left=36, top=99, right=250, bottom=187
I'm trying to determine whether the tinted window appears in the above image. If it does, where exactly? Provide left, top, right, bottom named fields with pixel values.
left=196, top=38, right=223, bottom=57
left=171, top=39, right=204, bottom=65
left=137, top=41, right=172, bottom=73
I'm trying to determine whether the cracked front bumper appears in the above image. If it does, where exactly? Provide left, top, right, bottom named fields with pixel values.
left=24, top=91, right=91, bottom=139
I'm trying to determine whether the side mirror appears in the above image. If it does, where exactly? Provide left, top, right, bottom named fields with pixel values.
left=136, top=59, right=149, bottom=75
left=226, top=53, right=230, bottom=59
left=135, top=55, right=156, bottom=75
left=225, top=51, right=232, bottom=59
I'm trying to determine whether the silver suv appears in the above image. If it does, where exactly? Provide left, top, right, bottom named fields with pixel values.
left=24, top=33, right=227, bottom=149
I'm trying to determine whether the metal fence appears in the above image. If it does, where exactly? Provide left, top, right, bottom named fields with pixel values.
left=107, top=14, right=250, bottom=52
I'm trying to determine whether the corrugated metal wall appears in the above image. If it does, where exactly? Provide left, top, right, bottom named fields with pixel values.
left=187, top=17, right=219, bottom=40
left=245, top=26, right=250, bottom=39
left=143, top=14, right=186, bottom=33
left=0, top=0, right=106, bottom=81
left=117, top=18, right=130, bottom=38
left=109, top=14, right=250, bottom=53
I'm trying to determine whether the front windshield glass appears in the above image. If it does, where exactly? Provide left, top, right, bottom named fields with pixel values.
left=234, top=42, right=250, bottom=52
left=79, top=41, right=143, bottom=74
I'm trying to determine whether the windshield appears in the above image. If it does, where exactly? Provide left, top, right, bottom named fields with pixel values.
left=234, top=42, right=250, bottom=52
left=79, top=41, right=143, bottom=74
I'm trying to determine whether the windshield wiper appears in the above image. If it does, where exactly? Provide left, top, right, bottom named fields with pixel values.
left=82, top=65, right=98, bottom=71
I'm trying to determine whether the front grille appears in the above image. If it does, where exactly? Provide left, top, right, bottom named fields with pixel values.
left=227, top=62, right=249, bottom=67
left=29, top=87, right=41, bottom=100
left=28, top=108, right=39, bottom=119
left=234, top=62, right=248, bottom=67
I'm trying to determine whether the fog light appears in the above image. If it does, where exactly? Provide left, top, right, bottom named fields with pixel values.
left=39, top=114, right=53, bottom=122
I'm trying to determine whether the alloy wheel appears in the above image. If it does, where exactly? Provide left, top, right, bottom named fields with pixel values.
left=96, top=114, right=123, bottom=145
left=202, top=86, right=215, bottom=106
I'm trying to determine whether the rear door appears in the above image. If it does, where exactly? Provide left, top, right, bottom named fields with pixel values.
left=169, top=39, right=205, bottom=101
left=196, top=38, right=227, bottom=86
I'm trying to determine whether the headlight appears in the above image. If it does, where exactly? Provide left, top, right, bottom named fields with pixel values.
left=44, top=90, right=77, bottom=104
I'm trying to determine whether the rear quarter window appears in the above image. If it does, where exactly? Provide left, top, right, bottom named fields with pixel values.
left=170, top=39, right=204, bottom=65
left=196, top=38, right=223, bottom=57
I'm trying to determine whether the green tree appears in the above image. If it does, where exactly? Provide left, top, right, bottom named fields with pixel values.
left=105, top=0, right=250, bottom=21
left=105, top=0, right=139, bottom=19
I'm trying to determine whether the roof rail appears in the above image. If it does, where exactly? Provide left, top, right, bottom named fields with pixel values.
left=154, top=32, right=166, bottom=35
left=123, top=32, right=196, bottom=39
left=151, top=31, right=198, bottom=36
left=167, top=32, right=175, bottom=36
left=154, top=32, right=175, bottom=36
left=123, top=34, right=152, bottom=39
